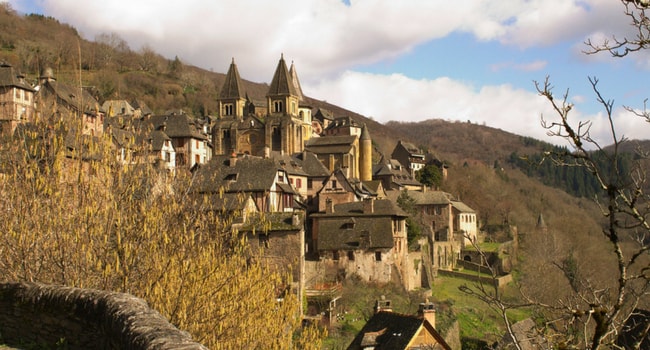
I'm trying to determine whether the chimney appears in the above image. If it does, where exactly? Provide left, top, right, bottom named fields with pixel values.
left=363, top=197, right=374, bottom=214
left=325, top=198, right=334, bottom=214
left=374, top=297, right=392, bottom=314
left=418, top=301, right=436, bottom=328
left=229, top=151, right=237, bottom=167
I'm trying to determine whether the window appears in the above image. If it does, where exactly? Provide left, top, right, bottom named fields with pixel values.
left=196, top=140, right=199, bottom=149
left=224, top=104, right=233, bottom=116
left=296, top=178, right=302, bottom=188
left=332, top=250, right=339, bottom=261
left=342, top=223, right=354, bottom=230
left=274, top=100, right=283, bottom=113
left=375, top=251, right=382, bottom=261
left=435, top=207, right=442, bottom=215
left=307, top=179, right=313, bottom=189
left=165, top=152, right=171, bottom=162
left=331, top=180, right=337, bottom=189
left=347, top=251, right=354, bottom=261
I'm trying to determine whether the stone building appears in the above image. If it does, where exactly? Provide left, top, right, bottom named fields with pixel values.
left=310, top=198, right=409, bottom=288
left=211, top=55, right=312, bottom=157
left=0, top=63, right=35, bottom=135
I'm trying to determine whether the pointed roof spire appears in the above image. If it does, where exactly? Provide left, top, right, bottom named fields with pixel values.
left=268, top=54, right=297, bottom=97
left=360, top=123, right=371, bottom=141
left=289, top=60, right=304, bottom=101
left=220, top=57, right=245, bottom=100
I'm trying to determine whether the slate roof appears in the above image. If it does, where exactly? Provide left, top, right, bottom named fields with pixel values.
left=271, top=153, right=308, bottom=177
left=102, top=100, right=135, bottom=116
left=149, top=129, right=171, bottom=152
left=267, top=55, right=297, bottom=97
left=131, top=100, right=153, bottom=115
left=347, top=312, right=450, bottom=350
left=41, top=81, right=100, bottom=114
left=294, top=151, right=330, bottom=177
left=304, top=135, right=357, bottom=154
left=451, top=200, right=475, bottom=213
left=145, top=114, right=206, bottom=140
left=220, top=58, right=246, bottom=100
left=192, top=155, right=287, bottom=193
left=202, top=192, right=256, bottom=212
left=322, top=200, right=408, bottom=217
left=289, top=61, right=304, bottom=101
left=397, top=140, right=423, bottom=155
left=312, top=200, right=407, bottom=251
left=373, top=160, right=422, bottom=188
left=0, top=63, right=34, bottom=91
left=386, top=190, right=453, bottom=206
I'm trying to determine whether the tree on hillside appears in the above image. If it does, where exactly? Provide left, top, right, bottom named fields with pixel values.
left=396, top=189, right=423, bottom=246
left=461, top=1, right=650, bottom=349
left=416, top=164, right=443, bottom=189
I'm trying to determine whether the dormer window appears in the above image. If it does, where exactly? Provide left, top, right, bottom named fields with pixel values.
left=224, top=174, right=238, bottom=181
left=342, top=222, right=354, bottom=230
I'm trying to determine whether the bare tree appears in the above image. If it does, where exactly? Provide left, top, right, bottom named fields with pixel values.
left=535, top=76, right=649, bottom=349
left=460, top=1, right=650, bottom=348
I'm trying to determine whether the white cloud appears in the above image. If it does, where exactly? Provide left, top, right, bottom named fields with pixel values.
left=7, top=0, right=646, bottom=147
left=22, top=0, right=627, bottom=82
left=305, top=71, right=646, bottom=148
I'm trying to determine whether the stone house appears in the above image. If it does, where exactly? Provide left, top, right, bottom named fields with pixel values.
left=141, top=112, right=209, bottom=169
left=192, top=154, right=298, bottom=213
left=37, top=70, right=104, bottom=138
left=304, top=123, right=373, bottom=182
left=373, top=156, right=423, bottom=191
left=239, top=211, right=305, bottom=308
left=452, top=200, right=478, bottom=245
left=0, top=63, right=35, bottom=135
left=310, top=198, right=409, bottom=288
left=388, top=189, right=477, bottom=271
left=102, top=99, right=135, bottom=117
left=391, top=140, right=426, bottom=177
left=323, top=116, right=363, bottom=137
left=291, top=150, right=332, bottom=212
left=347, top=299, right=451, bottom=350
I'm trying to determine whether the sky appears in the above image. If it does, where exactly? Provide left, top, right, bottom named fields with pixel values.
left=5, top=0, right=650, bottom=148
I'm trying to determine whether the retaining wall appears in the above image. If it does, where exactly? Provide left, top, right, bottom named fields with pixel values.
left=0, top=282, right=207, bottom=349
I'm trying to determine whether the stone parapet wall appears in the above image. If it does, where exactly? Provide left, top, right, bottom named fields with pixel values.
left=0, top=282, right=207, bottom=350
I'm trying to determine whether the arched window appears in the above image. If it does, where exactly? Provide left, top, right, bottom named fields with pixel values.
left=274, top=100, right=283, bottom=113
left=224, top=104, right=234, bottom=116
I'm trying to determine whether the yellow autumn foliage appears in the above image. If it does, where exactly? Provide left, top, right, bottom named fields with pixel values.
left=0, top=115, right=325, bottom=349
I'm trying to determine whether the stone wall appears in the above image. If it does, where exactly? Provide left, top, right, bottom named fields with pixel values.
left=0, top=282, right=207, bottom=350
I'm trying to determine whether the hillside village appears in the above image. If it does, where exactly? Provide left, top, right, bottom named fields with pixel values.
left=0, top=54, right=520, bottom=348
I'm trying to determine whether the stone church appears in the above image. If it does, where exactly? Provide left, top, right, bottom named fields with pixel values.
left=211, top=55, right=314, bottom=157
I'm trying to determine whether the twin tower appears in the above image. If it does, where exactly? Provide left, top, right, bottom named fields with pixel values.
left=211, top=55, right=373, bottom=182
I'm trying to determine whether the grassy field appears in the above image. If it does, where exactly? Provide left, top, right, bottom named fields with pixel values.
left=430, top=275, right=531, bottom=344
